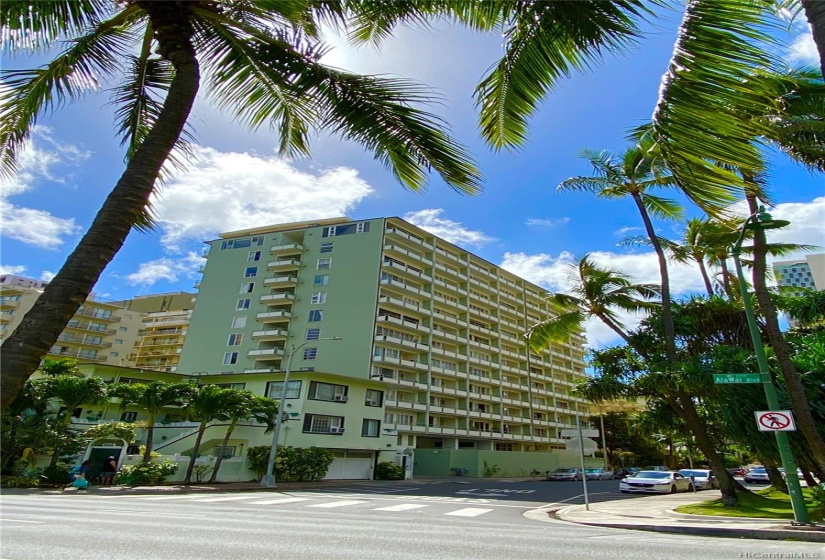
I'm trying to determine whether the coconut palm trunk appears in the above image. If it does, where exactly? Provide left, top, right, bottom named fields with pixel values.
left=629, top=191, right=677, bottom=362
left=694, top=255, right=714, bottom=296
left=801, top=0, right=825, bottom=79
left=184, top=420, right=209, bottom=484
left=745, top=193, right=825, bottom=475
left=143, top=412, right=158, bottom=463
left=208, top=419, right=237, bottom=483
left=0, top=2, right=200, bottom=412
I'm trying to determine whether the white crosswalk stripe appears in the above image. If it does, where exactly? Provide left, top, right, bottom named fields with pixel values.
left=443, top=508, right=494, bottom=517
left=307, top=500, right=367, bottom=509
left=372, top=503, right=429, bottom=512
left=246, top=497, right=309, bottom=505
left=188, top=495, right=262, bottom=503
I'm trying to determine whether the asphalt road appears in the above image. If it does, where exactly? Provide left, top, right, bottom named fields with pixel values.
left=2, top=482, right=824, bottom=560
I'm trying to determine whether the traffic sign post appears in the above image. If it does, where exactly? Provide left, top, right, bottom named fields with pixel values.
left=713, top=373, right=763, bottom=384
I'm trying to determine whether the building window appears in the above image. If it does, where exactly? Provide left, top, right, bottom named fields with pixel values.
left=120, top=412, right=138, bottom=422
left=244, top=266, right=258, bottom=278
left=313, top=275, right=329, bottom=286
left=236, top=298, right=251, bottom=310
left=308, top=310, right=323, bottom=322
left=320, top=242, right=333, bottom=253
left=78, top=349, right=98, bottom=359
left=365, top=389, right=383, bottom=407
left=248, top=250, right=261, bottom=262
left=362, top=419, right=380, bottom=437
left=309, top=381, right=348, bottom=402
left=213, top=382, right=246, bottom=390
left=114, top=339, right=124, bottom=345
left=227, top=334, right=243, bottom=346
left=302, top=347, right=318, bottom=360
left=306, top=328, right=321, bottom=341
left=231, top=316, right=247, bottom=329
left=240, top=282, right=254, bottom=293
left=119, top=326, right=128, bottom=332
left=110, top=351, right=119, bottom=358
left=303, top=414, right=344, bottom=434
left=223, top=352, right=239, bottom=365
left=267, top=380, right=302, bottom=399
left=317, top=258, right=332, bottom=270
left=310, top=292, right=327, bottom=304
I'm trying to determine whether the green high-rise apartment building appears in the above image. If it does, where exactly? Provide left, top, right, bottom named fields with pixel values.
left=178, top=217, right=590, bottom=476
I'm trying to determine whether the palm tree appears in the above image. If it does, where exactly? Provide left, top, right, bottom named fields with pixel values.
left=528, top=254, right=658, bottom=350
left=558, top=143, right=681, bottom=362
left=183, top=385, right=236, bottom=484
left=111, top=381, right=195, bottom=463
left=0, top=0, right=483, bottom=412
left=34, top=374, right=108, bottom=465
left=209, top=393, right=278, bottom=483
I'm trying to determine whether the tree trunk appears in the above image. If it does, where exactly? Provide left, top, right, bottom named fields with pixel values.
left=694, top=256, right=714, bottom=296
left=209, top=421, right=237, bottom=483
left=143, top=413, right=156, bottom=463
left=761, top=456, right=788, bottom=493
left=745, top=193, right=825, bottom=476
left=801, top=0, right=825, bottom=80
left=184, top=422, right=208, bottom=484
left=631, top=193, right=677, bottom=362
left=673, top=394, right=743, bottom=505
left=0, top=2, right=201, bottom=413
left=719, top=259, right=734, bottom=299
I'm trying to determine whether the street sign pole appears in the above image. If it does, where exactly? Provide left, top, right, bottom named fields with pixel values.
left=576, top=415, right=590, bottom=511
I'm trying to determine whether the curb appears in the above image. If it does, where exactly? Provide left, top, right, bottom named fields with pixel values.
left=567, top=521, right=825, bottom=543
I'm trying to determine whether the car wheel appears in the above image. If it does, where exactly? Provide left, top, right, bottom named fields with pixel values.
left=620, top=490, right=629, bottom=493
left=669, top=485, right=677, bottom=494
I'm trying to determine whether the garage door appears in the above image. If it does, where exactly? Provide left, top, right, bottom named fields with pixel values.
left=324, top=451, right=374, bottom=480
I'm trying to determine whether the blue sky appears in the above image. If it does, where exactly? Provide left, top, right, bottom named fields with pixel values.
left=2, top=7, right=823, bottom=348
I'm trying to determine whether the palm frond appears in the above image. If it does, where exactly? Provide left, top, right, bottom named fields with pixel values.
left=650, top=0, right=779, bottom=214
left=1, top=0, right=113, bottom=51
left=528, top=310, right=586, bottom=351
left=343, top=0, right=448, bottom=45
left=474, top=0, right=647, bottom=150
left=556, top=176, right=613, bottom=193
left=640, top=193, right=683, bottom=220
left=0, top=23, right=132, bottom=179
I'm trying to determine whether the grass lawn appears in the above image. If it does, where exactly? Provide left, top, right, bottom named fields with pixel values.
left=675, top=487, right=824, bottom=521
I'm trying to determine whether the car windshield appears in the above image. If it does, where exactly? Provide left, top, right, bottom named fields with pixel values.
left=554, top=468, right=576, bottom=473
left=585, top=469, right=601, bottom=473
left=633, top=471, right=670, bottom=478
left=678, top=470, right=708, bottom=477
left=751, top=468, right=767, bottom=473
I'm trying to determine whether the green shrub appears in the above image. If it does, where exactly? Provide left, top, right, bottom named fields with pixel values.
left=192, top=464, right=213, bottom=483
left=374, top=461, right=404, bottom=480
left=246, top=446, right=271, bottom=481
left=115, top=460, right=178, bottom=486
left=42, top=464, right=71, bottom=484
left=246, top=446, right=333, bottom=482
left=1, top=475, right=42, bottom=488
left=483, top=461, right=501, bottom=478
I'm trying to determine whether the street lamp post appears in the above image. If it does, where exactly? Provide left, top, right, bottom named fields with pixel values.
left=731, top=207, right=810, bottom=526
left=260, top=336, right=342, bottom=488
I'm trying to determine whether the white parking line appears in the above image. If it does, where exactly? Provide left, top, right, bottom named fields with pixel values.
left=307, top=500, right=367, bottom=509
left=246, top=497, right=309, bottom=505
left=372, top=503, right=430, bottom=512
left=443, top=508, right=494, bottom=517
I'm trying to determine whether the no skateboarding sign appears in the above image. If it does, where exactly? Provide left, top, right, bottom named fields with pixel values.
left=754, top=410, right=796, bottom=432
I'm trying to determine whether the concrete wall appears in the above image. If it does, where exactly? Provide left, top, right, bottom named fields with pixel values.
left=413, top=449, right=603, bottom=478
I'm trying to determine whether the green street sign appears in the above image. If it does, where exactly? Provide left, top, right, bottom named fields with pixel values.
left=713, top=373, right=762, bottom=384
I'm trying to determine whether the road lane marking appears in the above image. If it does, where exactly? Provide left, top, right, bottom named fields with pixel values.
left=246, top=497, right=309, bottom=505
left=188, top=495, right=262, bottom=503
left=372, top=503, right=429, bottom=512
left=0, top=519, right=44, bottom=524
left=307, top=500, right=367, bottom=508
left=443, top=508, right=494, bottom=517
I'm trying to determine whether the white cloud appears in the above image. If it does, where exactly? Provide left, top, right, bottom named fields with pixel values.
left=0, top=264, right=27, bottom=276
left=40, top=271, right=56, bottom=282
left=0, top=127, right=86, bottom=248
left=613, top=225, right=643, bottom=237
left=403, top=209, right=495, bottom=248
left=525, top=217, right=570, bottom=228
left=0, top=200, right=80, bottom=248
left=784, top=25, right=819, bottom=67
left=124, top=253, right=203, bottom=288
left=151, top=146, right=374, bottom=248
left=759, top=197, right=825, bottom=260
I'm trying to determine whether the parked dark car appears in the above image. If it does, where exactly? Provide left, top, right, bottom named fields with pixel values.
left=613, top=467, right=639, bottom=479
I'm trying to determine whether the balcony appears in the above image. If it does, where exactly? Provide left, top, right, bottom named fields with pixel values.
left=377, top=295, right=423, bottom=314
left=434, top=246, right=463, bottom=264
left=269, top=243, right=304, bottom=256
left=74, top=308, right=121, bottom=322
left=0, top=299, right=20, bottom=311
left=255, top=310, right=291, bottom=322
left=264, top=275, right=298, bottom=288
left=433, top=262, right=464, bottom=281
left=382, top=259, right=432, bottom=283
left=379, top=277, right=428, bottom=297
left=468, top=262, right=496, bottom=280
left=383, top=243, right=431, bottom=265
left=248, top=348, right=285, bottom=359
left=267, top=258, right=301, bottom=272
left=376, top=313, right=426, bottom=333
left=432, top=277, right=467, bottom=297
left=374, top=334, right=430, bottom=352
left=385, top=227, right=433, bottom=250
left=260, top=293, right=295, bottom=306
left=252, top=329, right=288, bottom=341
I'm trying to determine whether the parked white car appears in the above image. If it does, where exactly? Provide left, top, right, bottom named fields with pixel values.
left=677, top=469, right=718, bottom=490
left=619, top=470, right=694, bottom=494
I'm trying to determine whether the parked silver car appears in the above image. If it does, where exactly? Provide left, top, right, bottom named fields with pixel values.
left=744, top=466, right=770, bottom=484
left=619, top=470, right=693, bottom=494
left=547, top=467, right=583, bottom=481
left=677, top=469, right=718, bottom=490
left=584, top=468, right=613, bottom=480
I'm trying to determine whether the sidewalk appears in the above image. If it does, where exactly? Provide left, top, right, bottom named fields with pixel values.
left=542, top=492, right=825, bottom=543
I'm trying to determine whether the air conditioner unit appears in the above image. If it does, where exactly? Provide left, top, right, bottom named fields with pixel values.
left=367, top=399, right=381, bottom=407
left=334, top=395, right=348, bottom=402
left=329, top=427, right=344, bottom=434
